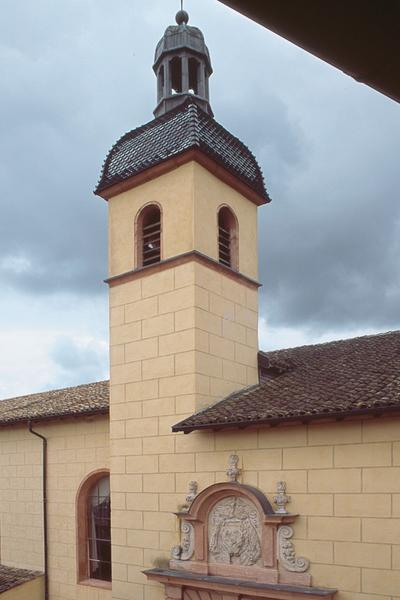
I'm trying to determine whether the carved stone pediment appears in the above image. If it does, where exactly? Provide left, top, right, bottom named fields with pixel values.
left=145, top=476, right=337, bottom=600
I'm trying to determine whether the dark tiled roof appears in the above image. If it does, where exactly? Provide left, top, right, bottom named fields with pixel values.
left=0, top=381, right=109, bottom=426
left=173, top=331, right=400, bottom=432
left=95, top=99, right=270, bottom=201
left=0, top=565, right=42, bottom=593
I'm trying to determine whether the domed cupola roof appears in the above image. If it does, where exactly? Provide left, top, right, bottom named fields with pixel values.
left=154, top=10, right=212, bottom=73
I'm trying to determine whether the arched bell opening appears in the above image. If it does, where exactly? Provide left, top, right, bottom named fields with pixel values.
left=136, top=203, right=162, bottom=268
left=170, top=56, right=183, bottom=94
left=218, top=205, right=239, bottom=271
left=188, top=58, right=200, bottom=95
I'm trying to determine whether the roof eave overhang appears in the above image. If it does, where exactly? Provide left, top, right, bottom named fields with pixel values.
left=218, top=0, right=400, bottom=104
left=94, top=147, right=270, bottom=206
left=172, top=404, right=400, bottom=434
left=0, top=408, right=109, bottom=429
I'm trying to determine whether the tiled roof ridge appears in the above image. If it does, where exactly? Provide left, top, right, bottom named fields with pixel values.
left=94, top=105, right=185, bottom=193
left=194, top=104, right=269, bottom=199
left=95, top=98, right=208, bottom=193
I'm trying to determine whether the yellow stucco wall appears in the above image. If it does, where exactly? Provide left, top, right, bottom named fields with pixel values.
left=0, top=575, right=44, bottom=600
left=192, top=162, right=258, bottom=279
left=108, top=161, right=259, bottom=281
left=109, top=408, right=400, bottom=600
left=108, top=163, right=194, bottom=278
left=0, top=416, right=111, bottom=600
left=109, top=160, right=261, bottom=599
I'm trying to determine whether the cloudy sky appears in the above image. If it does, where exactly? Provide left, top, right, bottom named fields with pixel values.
left=1, top=0, right=399, bottom=399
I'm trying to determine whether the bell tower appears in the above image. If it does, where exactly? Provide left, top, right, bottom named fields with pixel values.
left=95, top=10, right=270, bottom=600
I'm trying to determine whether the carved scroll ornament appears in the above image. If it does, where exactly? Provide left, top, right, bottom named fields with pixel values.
left=171, top=521, right=195, bottom=561
left=278, top=525, right=310, bottom=573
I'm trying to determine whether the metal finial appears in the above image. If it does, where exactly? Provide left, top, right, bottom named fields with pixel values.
left=176, top=4, right=189, bottom=26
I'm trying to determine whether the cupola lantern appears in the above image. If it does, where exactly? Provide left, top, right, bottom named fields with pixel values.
left=153, top=10, right=213, bottom=117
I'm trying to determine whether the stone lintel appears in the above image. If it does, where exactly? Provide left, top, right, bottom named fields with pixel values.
left=144, top=568, right=337, bottom=600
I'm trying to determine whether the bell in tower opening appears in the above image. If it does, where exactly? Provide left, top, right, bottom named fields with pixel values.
left=153, top=9, right=213, bottom=117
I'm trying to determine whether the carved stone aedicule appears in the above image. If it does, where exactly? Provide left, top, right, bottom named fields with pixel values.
left=208, top=496, right=262, bottom=566
left=145, top=474, right=335, bottom=600
left=147, top=475, right=337, bottom=600
left=168, top=479, right=313, bottom=584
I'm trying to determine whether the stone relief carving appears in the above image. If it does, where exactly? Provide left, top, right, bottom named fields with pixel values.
left=274, top=481, right=291, bottom=514
left=185, top=481, right=198, bottom=506
left=181, top=481, right=198, bottom=513
left=226, top=454, right=240, bottom=482
left=208, top=496, right=262, bottom=566
left=278, top=525, right=310, bottom=573
left=171, top=521, right=195, bottom=561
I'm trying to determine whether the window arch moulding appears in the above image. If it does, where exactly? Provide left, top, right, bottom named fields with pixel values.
left=135, top=202, right=163, bottom=269
left=76, top=469, right=112, bottom=589
left=217, top=205, right=239, bottom=271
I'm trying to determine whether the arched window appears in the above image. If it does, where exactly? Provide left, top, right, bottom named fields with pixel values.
left=136, top=204, right=162, bottom=267
left=188, top=58, right=199, bottom=94
left=218, top=206, right=238, bottom=269
left=77, top=471, right=111, bottom=585
left=170, top=57, right=182, bottom=94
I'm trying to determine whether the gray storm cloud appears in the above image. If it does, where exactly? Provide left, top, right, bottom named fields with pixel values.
left=1, top=0, right=399, bottom=335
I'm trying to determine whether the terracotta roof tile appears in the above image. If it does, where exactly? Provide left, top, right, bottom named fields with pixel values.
left=173, top=331, right=400, bottom=432
left=95, top=99, right=270, bottom=202
left=0, top=381, right=109, bottom=426
left=3, top=331, right=400, bottom=432
left=0, top=565, right=42, bottom=593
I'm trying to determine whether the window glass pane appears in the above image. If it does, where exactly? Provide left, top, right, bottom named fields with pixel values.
left=87, top=476, right=111, bottom=581
left=89, top=560, right=112, bottom=582
left=218, top=208, right=232, bottom=267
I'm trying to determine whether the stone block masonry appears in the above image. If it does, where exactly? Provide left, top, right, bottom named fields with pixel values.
left=0, top=416, right=111, bottom=600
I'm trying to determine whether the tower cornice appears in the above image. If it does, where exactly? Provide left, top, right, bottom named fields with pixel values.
left=96, top=148, right=269, bottom=207
left=104, top=250, right=261, bottom=290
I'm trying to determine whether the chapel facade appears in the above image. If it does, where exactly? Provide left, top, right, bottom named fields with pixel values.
left=1, top=9, right=400, bottom=600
